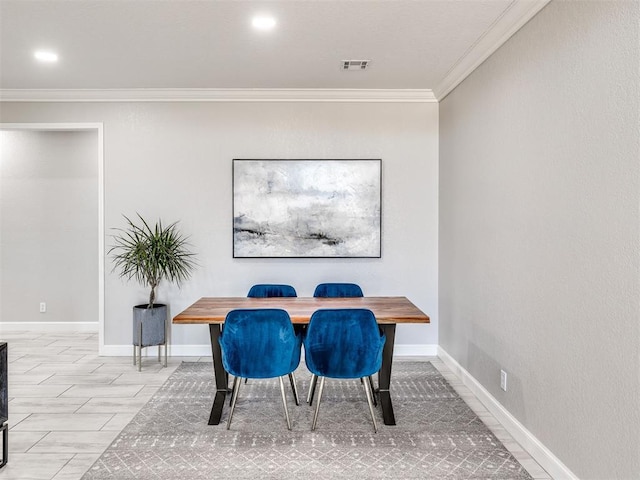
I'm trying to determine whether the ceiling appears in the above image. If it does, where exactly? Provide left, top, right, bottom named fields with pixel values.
left=0, top=0, right=549, bottom=101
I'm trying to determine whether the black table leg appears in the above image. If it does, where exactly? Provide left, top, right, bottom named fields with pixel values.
left=208, top=324, right=229, bottom=425
left=378, top=324, right=396, bottom=426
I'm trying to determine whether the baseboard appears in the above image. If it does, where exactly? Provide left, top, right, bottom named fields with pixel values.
left=0, top=322, right=99, bottom=333
left=393, top=343, right=438, bottom=357
left=437, top=346, right=578, bottom=480
left=100, top=343, right=439, bottom=358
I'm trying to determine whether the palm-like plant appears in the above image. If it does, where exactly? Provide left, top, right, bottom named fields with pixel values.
left=110, top=214, right=196, bottom=308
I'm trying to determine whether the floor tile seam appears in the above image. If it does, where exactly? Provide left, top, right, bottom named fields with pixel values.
left=8, top=354, right=28, bottom=363
left=28, top=430, right=56, bottom=454
left=98, top=412, right=128, bottom=431
left=107, top=365, right=132, bottom=386
left=41, top=335, right=64, bottom=347
left=61, top=384, right=147, bottom=398
left=36, top=372, right=59, bottom=385
left=101, top=412, right=119, bottom=430
left=8, top=411, right=34, bottom=429
left=88, top=362, right=107, bottom=375
left=8, top=430, right=48, bottom=454
left=53, top=384, right=75, bottom=399
left=14, top=429, right=114, bottom=437
left=71, top=395, right=96, bottom=414
left=41, top=375, right=125, bottom=386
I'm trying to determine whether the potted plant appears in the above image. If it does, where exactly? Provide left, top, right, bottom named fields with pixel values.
left=110, top=214, right=196, bottom=371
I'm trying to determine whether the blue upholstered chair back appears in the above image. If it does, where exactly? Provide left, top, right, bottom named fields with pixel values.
left=220, top=309, right=302, bottom=379
left=304, top=309, right=385, bottom=379
left=247, top=284, right=297, bottom=298
left=313, top=283, right=363, bottom=298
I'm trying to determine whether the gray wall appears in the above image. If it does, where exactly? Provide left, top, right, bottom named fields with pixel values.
left=0, top=130, right=98, bottom=325
left=0, top=101, right=439, bottom=350
left=439, top=1, right=639, bottom=478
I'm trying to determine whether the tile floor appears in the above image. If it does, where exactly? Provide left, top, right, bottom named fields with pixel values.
left=0, top=331, right=551, bottom=479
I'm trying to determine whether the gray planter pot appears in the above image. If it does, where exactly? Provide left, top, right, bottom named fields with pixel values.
left=133, top=303, right=167, bottom=371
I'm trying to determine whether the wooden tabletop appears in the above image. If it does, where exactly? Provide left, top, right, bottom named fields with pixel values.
left=172, top=296, right=430, bottom=325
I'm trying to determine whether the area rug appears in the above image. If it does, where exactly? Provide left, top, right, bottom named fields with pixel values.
left=82, top=362, right=532, bottom=479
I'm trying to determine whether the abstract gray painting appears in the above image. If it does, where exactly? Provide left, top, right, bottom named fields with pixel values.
left=233, top=159, right=381, bottom=257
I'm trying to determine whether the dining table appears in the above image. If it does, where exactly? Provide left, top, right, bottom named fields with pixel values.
left=172, top=296, right=430, bottom=426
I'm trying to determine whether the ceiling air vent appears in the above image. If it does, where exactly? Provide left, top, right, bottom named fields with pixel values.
left=342, top=60, right=370, bottom=71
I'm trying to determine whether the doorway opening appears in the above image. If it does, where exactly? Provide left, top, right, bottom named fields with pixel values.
left=0, top=123, right=104, bottom=351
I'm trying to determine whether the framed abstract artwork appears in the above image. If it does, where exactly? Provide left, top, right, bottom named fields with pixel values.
left=233, top=159, right=381, bottom=258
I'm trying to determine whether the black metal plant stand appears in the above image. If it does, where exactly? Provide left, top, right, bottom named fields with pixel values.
left=0, top=342, right=7, bottom=468
left=0, top=423, right=7, bottom=468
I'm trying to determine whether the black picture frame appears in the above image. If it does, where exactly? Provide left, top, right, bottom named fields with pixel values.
left=233, top=159, right=382, bottom=258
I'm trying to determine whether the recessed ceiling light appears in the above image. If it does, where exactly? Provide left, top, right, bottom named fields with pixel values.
left=252, top=16, right=276, bottom=30
left=34, top=50, right=58, bottom=63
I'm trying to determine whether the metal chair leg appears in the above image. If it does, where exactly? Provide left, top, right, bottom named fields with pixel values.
left=227, top=376, right=241, bottom=430
left=230, top=376, right=237, bottom=406
left=289, top=372, right=300, bottom=406
left=368, top=375, right=377, bottom=407
left=307, top=374, right=317, bottom=405
left=362, top=376, right=378, bottom=433
left=279, top=376, right=292, bottom=430
left=133, top=345, right=136, bottom=366
left=311, top=376, right=325, bottom=431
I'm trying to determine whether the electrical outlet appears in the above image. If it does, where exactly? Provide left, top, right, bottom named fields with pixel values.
left=500, top=369, right=507, bottom=391
left=39, top=302, right=47, bottom=313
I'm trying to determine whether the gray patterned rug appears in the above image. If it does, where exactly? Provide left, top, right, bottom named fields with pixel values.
left=82, top=361, right=532, bottom=479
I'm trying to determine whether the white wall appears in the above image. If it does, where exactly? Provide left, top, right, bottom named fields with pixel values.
left=0, top=101, right=439, bottom=353
left=439, top=1, right=639, bottom=478
left=0, top=130, right=98, bottom=326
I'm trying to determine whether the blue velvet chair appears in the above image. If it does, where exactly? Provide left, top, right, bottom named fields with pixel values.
left=308, top=283, right=376, bottom=406
left=247, top=284, right=297, bottom=298
left=219, top=309, right=302, bottom=430
left=304, top=308, right=385, bottom=432
left=245, top=284, right=297, bottom=387
left=313, top=283, right=363, bottom=298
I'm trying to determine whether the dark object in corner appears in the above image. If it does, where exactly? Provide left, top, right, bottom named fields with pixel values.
left=0, top=342, right=7, bottom=468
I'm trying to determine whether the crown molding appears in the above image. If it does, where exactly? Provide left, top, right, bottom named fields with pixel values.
left=0, top=88, right=437, bottom=103
left=433, top=0, right=551, bottom=100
